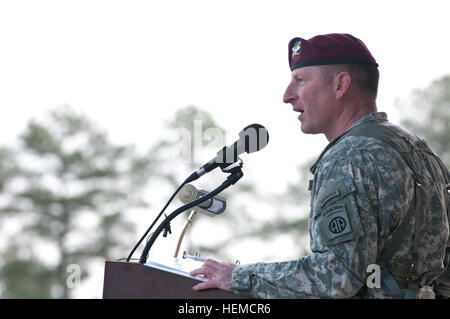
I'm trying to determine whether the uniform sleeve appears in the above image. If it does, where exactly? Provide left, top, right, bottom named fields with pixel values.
left=229, top=250, right=366, bottom=298
left=228, top=145, right=413, bottom=298
left=433, top=162, right=450, bottom=298
left=434, top=246, right=450, bottom=298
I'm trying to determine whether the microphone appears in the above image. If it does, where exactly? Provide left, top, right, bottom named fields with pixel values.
left=179, top=184, right=226, bottom=217
left=187, top=123, right=269, bottom=182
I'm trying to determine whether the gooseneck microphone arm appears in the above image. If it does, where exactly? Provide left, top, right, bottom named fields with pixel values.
left=126, top=179, right=189, bottom=262
left=138, top=165, right=244, bottom=264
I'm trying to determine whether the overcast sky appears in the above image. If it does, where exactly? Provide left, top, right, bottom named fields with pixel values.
left=1, top=0, right=449, bottom=298
left=1, top=1, right=449, bottom=158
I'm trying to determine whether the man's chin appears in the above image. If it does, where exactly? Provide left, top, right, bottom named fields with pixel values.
left=300, top=124, right=320, bottom=136
left=300, top=123, right=311, bottom=134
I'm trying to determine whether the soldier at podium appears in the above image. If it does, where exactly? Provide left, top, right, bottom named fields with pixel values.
left=190, top=33, right=450, bottom=299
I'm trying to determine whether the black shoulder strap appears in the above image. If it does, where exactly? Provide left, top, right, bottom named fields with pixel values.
left=345, top=122, right=421, bottom=265
left=316, top=119, right=449, bottom=297
left=345, top=121, right=450, bottom=273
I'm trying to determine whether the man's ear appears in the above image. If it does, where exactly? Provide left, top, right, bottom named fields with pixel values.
left=334, top=72, right=352, bottom=100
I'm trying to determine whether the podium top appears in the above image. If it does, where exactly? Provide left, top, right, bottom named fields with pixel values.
left=144, top=257, right=208, bottom=282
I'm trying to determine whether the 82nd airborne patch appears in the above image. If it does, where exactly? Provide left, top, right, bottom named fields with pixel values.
left=320, top=203, right=354, bottom=245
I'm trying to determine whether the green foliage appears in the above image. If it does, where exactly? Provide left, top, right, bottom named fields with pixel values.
left=0, top=147, right=18, bottom=192
left=284, top=158, right=316, bottom=206
left=166, top=105, right=218, bottom=132
left=0, top=106, right=153, bottom=298
left=398, top=75, right=450, bottom=167
left=202, top=158, right=315, bottom=259
left=0, top=257, right=57, bottom=299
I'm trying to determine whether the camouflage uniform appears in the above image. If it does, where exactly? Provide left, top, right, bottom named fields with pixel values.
left=229, top=112, right=450, bottom=298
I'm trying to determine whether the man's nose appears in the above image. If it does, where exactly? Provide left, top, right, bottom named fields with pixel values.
left=283, top=82, right=297, bottom=104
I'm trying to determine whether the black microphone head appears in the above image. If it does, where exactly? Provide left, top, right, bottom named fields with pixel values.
left=214, top=123, right=269, bottom=166
left=239, top=123, right=269, bottom=154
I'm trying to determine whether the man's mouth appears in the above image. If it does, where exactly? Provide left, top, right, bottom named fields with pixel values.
left=293, top=108, right=304, bottom=120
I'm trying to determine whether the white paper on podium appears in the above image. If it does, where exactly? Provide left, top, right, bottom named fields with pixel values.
left=144, top=256, right=209, bottom=282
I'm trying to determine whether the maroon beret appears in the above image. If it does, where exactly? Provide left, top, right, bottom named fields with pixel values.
left=288, top=33, right=378, bottom=71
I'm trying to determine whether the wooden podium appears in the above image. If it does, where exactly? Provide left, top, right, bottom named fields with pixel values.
left=102, top=261, right=245, bottom=299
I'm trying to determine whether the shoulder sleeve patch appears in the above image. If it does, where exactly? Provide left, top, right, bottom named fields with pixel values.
left=314, top=179, right=364, bottom=246
left=320, top=204, right=354, bottom=245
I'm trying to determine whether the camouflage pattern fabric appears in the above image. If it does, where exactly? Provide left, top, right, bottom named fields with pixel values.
left=228, top=112, right=450, bottom=298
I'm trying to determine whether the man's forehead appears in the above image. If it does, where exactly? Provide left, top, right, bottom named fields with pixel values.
left=291, top=65, right=322, bottom=78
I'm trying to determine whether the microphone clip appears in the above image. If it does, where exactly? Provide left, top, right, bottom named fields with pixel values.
left=162, top=222, right=172, bottom=237
left=220, top=157, right=243, bottom=173
left=222, top=157, right=244, bottom=185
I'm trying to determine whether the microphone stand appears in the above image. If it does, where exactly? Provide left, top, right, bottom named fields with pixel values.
left=138, top=163, right=244, bottom=264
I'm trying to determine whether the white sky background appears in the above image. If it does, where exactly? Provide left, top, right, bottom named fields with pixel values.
left=1, top=0, right=449, bottom=298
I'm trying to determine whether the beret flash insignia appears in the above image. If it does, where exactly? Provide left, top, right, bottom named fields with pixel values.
left=291, top=39, right=303, bottom=65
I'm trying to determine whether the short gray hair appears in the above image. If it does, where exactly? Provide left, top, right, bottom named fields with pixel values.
left=320, top=64, right=379, bottom=98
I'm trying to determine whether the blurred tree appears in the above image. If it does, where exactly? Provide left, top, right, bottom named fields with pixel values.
left=0, top=105, right=153, bottom=298
left=197, top=157, right=314, bottom=259
left=149, top=105, right=227, bottom=185
left=398, top=75, right=450, bottom=167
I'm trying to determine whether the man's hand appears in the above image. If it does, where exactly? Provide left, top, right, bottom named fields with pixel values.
left=190, top=259, right=236, bottom=292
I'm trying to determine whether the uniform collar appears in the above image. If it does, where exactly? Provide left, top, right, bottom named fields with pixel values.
left=309, top=112, right=388, bottom=174
left=347, top=112, right=387, bottom=132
